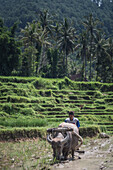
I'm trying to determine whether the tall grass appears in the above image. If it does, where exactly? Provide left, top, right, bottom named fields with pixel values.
left=0, top=117, right=48, bottom=127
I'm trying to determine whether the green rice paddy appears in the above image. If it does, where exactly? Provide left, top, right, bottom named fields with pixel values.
left=0, top=76, right=113, bottom=140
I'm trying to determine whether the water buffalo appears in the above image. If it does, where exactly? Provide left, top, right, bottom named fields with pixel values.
left=47, top=122, right=83, bottom=160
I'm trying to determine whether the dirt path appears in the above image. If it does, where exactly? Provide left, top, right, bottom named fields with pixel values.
left=51, top=136, right=113, bottom=170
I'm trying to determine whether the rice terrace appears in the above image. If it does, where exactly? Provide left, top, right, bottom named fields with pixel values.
left=0, top=76, right=113, bottom=169
left=0, top=0, right=113, bottom=169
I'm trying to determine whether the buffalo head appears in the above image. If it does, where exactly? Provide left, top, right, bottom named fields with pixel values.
left=47, top=132, right=69, bottom=160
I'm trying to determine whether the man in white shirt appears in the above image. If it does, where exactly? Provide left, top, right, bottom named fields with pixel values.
left=65, top=111, right=80, bottom=133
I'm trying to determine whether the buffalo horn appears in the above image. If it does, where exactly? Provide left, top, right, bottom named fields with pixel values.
left=47, top=134, right=52, bottom=144
left=61, top=132, right=69, bottom=144
left=73, top=131, right=83, bottom=149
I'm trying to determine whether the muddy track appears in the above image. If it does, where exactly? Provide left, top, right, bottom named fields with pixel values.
left=52, top=136, right=113, bottom=170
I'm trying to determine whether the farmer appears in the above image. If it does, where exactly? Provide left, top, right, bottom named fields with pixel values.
left=65, top=111, right=80, bottom=133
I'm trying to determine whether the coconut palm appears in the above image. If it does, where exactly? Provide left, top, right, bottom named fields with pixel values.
left=77, top=31, right=88, bottom=81
left=21, top=19, right=51, bottom=76
left=82, top=14, right=99, bottom=81
left=94, top=30, right=110, bottom=81
left=36, top=10, right=53, bottom=74
left=107, top=37, right=113, bottom=82
left=38, top=9, right=53, bottom=38
left=57, top=18, right=77, bottom=75
left=37, top=28, right=51, bottom=74
left=21, top=21, right=38, bottom=76
left=51, top=22, right=61, bottom=49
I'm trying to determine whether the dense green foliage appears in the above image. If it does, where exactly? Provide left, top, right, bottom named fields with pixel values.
left=0, top=11, right=113, bottom=82
left=0, top=76, right=113, bottom=135
left=0, top=0, right=113, bottom=81
left=0, top=20, right=21, bottom=76
left=0, top=0, right=113, bottom=36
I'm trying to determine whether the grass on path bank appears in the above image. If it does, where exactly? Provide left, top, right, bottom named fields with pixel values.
left=0, top=138, right=53, bottom=170
left=0, top=125, right=100, bottom=141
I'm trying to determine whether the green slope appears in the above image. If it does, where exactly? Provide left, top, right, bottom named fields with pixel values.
left=0, top=76, right=113, bottom=137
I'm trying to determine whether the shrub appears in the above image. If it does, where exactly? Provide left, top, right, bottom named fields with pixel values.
left=45, top=90, right=52, bottom=97
left=0, top=111, right=9, bottom=117
left=33, top=78, right=56, bottom=89
left=80, top=126, right=100, bottom=137
left=64, top=77, right=71, bottom=86
left=2, top=103, right=14, bottom=114
left=57, top=80, right=66, bottom=90
left=20, top=108, right=35, bottom=115
left=101, top=84, right=113, bottom=92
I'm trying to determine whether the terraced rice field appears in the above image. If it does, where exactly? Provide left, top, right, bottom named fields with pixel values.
left=0, top=77, right=113, bottom=135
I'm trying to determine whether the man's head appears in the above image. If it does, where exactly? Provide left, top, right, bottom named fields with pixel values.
left=68, top=111, right=74, bottom=121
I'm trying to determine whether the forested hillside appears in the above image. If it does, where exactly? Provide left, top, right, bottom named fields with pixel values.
left=0, top=0, right=113, bottom=36
left=0, top=0, right=113, bottom=82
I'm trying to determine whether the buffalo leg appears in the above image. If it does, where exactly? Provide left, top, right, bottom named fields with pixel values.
left=72, top=149, right=74, bottom=159
left=63, top=150, right=69, bottom=160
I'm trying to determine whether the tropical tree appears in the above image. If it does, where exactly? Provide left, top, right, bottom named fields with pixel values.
left=57, top=18, right=77, bottom=75
left=77, top=31, right=88, bottom=81
left=94, top=30, right=112, bottom=82
left=0, top=19, right=21, bottom=76
left=36, top=10, right=53, bottom=75
left=37, top=28, right=51, bottom=75
left=21, top=10, right=53, bottom=77
left=38, top=10, right=53, bottom=33
left=82, top=14, right=99, bottom=81
left=94, top=31, right=108, bottom=81
left=21, top=21, right=38, bottom=76
left=107, top=37, right=113, bottom=82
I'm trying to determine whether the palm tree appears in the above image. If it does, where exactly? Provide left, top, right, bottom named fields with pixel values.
left=107, top=37, right=113, bottom=82
left=77, top=31, right=88, bottom=81
left=36, top=10, right=52, bottom=75
left=37, top=27, right=51, bottom=74
left=57, top=18, right=77, bottom=75
left=82, top=14, right=99, bottom=81
left=21, top=19, right=51, bottom=76
left=94, top=31, right=110, bottom=81
left=39, top=10, right=52, bottom=32
left=38, top=9, right=53, bottom=40
left=51, top=22, right=61, bottom=49
left=21, top=21, right=38, bottom=76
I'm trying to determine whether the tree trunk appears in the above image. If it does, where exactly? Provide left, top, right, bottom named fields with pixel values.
left=65, top=43, right=68, bottom=76
left=84, top=48, right=87, bottom=81
left=89, top=54, right=92, bottom=81
left=89, top=37, right=93, bottom=81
